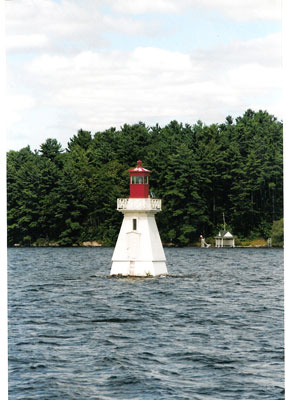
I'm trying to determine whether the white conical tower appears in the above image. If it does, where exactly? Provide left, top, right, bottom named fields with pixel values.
left=110, top=160, right=168, bottom=277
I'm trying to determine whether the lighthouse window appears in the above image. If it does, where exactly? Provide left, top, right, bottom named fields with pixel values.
left=132, top=218, right=137, bottom=231
left=144, top=176, right=148, bottom=184
left=131, top=176, right=144, bottom=184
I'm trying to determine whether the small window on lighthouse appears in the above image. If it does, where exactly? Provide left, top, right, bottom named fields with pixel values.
left=144, top=176, right=148, bottom=184
left=132, top=219, right=137, bottom=231
left=131, top=176, right=144, bottom=184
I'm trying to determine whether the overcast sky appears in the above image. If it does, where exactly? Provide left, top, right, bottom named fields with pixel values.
left=5, top=0, right=283, bottom=151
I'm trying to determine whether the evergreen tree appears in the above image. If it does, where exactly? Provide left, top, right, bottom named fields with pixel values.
left=271, top=218, right=284, bottom=247
left=6, top=110, right=283, bottom=246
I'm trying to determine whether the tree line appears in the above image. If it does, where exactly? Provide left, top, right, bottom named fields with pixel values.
left=7, top=109, right=283, bottom=247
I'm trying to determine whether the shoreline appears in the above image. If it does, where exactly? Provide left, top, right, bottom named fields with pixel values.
left=9, top=244, right=283, bottom=249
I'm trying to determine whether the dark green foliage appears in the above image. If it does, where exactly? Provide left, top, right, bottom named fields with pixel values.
left=7, top=109, right=283, bottom=246
left=39, top=138, right=63, bottom=161
left=271, top=219, right=284, bottom=247
left=67, top=130, right=92, bottom=152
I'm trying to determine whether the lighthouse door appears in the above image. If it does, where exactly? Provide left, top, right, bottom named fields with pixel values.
left=126, top=232, right=140, bottom=260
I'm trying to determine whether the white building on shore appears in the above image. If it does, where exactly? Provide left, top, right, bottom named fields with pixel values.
left=215, top=231, right=235, bottom=248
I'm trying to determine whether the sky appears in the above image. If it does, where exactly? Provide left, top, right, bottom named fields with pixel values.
left=5, top=0, right=283, bottom=152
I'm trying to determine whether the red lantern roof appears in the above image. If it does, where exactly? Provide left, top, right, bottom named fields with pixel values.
left=128, top=160, right=150, bottom=173
left=128, top=161, right=150, bottom=198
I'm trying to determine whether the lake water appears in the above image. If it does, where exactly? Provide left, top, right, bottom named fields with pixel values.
left=8, top=247, right=284, bottom=399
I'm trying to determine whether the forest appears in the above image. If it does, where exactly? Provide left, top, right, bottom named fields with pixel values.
left=7, top=109, right=283, bottom=247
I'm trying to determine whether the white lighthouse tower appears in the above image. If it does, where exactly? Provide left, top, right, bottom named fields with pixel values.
left=110, top=160, right=168, bottom=277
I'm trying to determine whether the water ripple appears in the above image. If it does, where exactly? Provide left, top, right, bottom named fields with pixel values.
left=8, top=247, right=284, bottom=399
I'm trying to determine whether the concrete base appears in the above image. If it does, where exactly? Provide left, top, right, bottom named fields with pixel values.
left=110, top=260, right=167, bottom=277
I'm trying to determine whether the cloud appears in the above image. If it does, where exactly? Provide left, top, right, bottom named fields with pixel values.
left=107, top=0, right=281, bottom=21
left=107, top=0, right=181, bottom=14
left=5, top=0, right=161, bottom=54
left=5, top=0, right=282, bottom=150
left=194, top=33, right=282, bottom=71
left=199, top=0, right=282, bottom=22
left=17, top=32, right=281, bottom=138
left=6, top=34, right=50, bottom=51
left=5, top=0, right=104, bottom=52
left=6, top=94, right=36, bottom=126
left=5, top=0, right=281, bottom=55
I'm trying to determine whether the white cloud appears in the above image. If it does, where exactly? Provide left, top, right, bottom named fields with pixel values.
left=198, top=0, right=281, bottom=21
left=107, top=0, right=281, bottom=21
left=6, top=34, right=50, bottom=51
left=107, top=0, right=181, bottom=14
left=194, top=33, right=282, bottom=72
left=226, top=64, right=281, bottom=92
left=13, top=32, right=280, bottom=145
left=5, top=0, right=160, bottom=54
left=5, top=0, right=103, bottom=52
left=6, top=93, right=38, bottom=150
left=5, top=0, right=282, bottom=150
left=6, top=94, right=36, bottom=126
left=194, top=0, right=282, bottom=21
left=5, top=0, right=282, bottom=56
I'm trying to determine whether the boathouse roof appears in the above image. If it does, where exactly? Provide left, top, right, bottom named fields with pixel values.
left=215, top=230, right=234, bottom=239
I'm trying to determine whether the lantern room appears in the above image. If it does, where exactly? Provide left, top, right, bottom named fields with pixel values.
left=129, top=160, right=150, bottom=198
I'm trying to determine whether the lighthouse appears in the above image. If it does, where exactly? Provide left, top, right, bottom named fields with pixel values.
left=110, top=160, right=168, bottom=277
